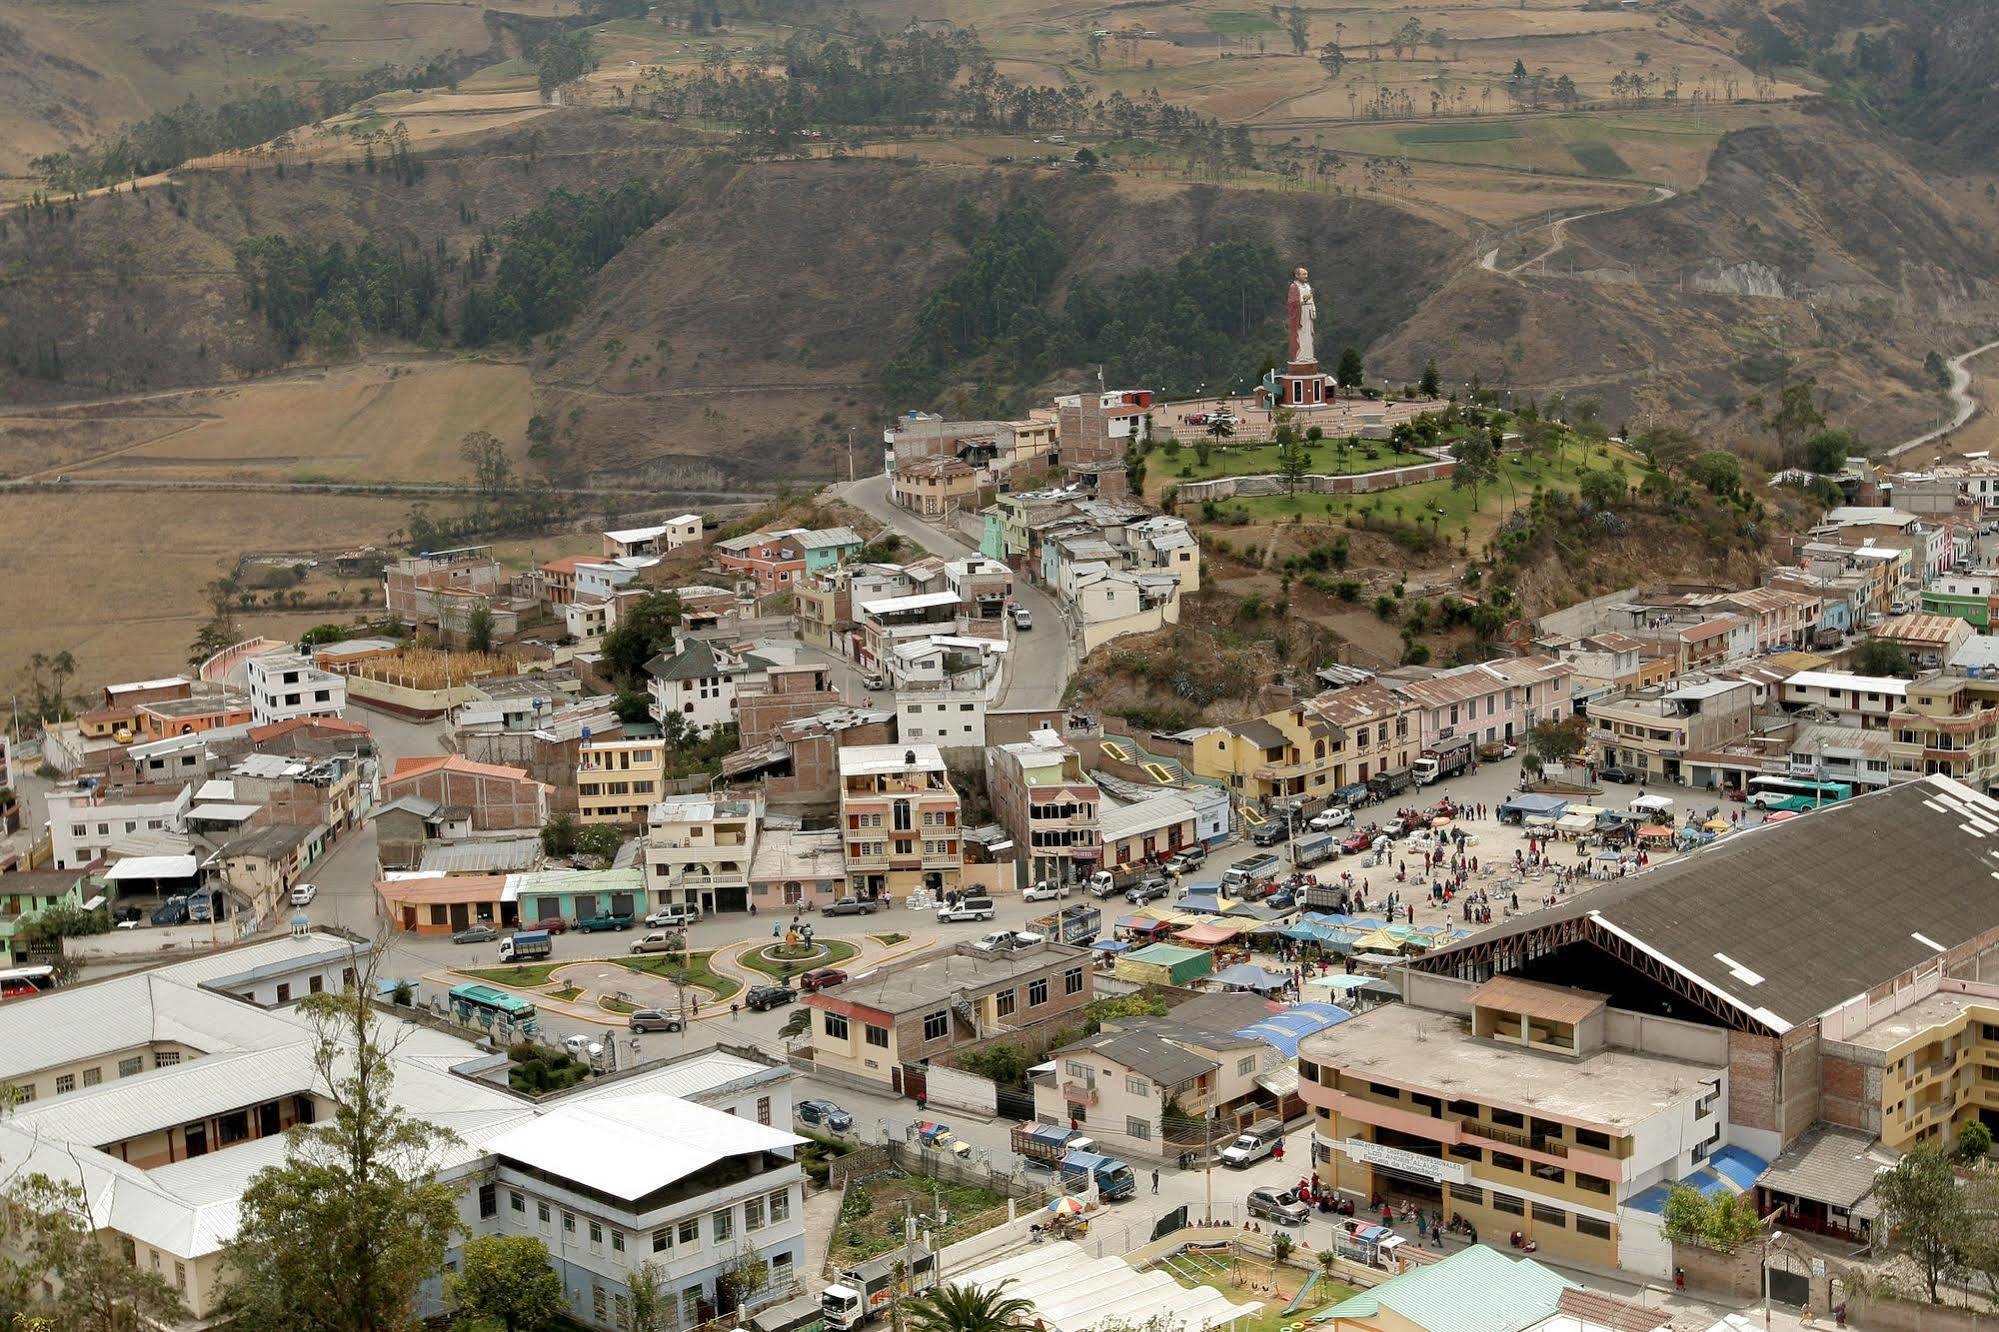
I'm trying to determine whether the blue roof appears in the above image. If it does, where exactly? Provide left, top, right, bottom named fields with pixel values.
left=1091, top=939, right=1132, bottom=953
left=1708, top=1145, right=1770, bottom=1192
left=1180, top=893, right=1224, bottom=914
left=1623, top=1150, right=1766, bottom=1216
left=1233, top=1001, right=1351, bottom=1056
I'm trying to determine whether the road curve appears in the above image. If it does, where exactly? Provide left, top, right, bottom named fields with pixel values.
left=1887, top=340, right=1999, bottom=458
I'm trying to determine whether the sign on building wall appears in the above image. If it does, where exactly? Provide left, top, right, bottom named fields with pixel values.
left=1343, top=1137, right=1469, bottom=1184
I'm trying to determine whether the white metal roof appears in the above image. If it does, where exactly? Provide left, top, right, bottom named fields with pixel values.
left=963, top=1241, right=1261, bottom=1332
left=1783, top=671, right=1911, bottom=696
left=189, top=802, right=261, bottom=822
left=104, top=854, right=199, bottom=881
left=838, top=743, right=947, bottom=776
left=486, top=1093, right=801, bottom=1201
left=860, top=590, right=961, bottom=615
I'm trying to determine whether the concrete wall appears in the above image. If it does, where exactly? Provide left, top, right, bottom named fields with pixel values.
left=347, top=674, right=484, bottom=719
left=1602, top=1009, right=1733, bottom=1064
left=1176, top=457, right=1455, bottom=503
left=925, top=1064, right=999, bottom=1115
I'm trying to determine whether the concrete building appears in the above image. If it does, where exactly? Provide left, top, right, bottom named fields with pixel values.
left=244, top=651, right=347, bottom=727
left=1191, top=681, right=1421, bottom=806
left=383, top=548, right=505, bottom=629
left=1034, top=1018, right=1277, bottom=1161
left=748, top=828, right=847, bottom=912
left=645, top=794, right=762, bottom=915
left=1098, top=789, right=1207, bottom=873
left=1890, top=672, right=1999, bottom=789
left=46, top=782, right=192, bottom=870
left=892, top=456, right=980, bottom=515
left=1868, top=612, right=1973, bottom=669
left=383, top=755, right=549, bottom=834
left=801, top=939, right=1093, bottom=1092
left=645, top=637, right=767, bottom=737
left=986, top=730, right=1101, bottom=891
left=1774, top=670, right=1909, bottom=730
left=602, top=516, right=701, bottom=558
left=1587, top=678, right=1754, bottom=784
left=576, top=735, right=670, bottom=826
left=1921, top=568, right=1999, bottom=633
left=1393, top=656, right=1573, bottom=754
left=838, top=744, right=961, bottom=900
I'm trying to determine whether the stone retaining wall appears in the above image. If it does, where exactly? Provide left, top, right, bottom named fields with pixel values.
left=1177, top=457, right=1456, bottom=503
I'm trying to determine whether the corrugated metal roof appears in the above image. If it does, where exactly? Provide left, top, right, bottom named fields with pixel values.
left=486, top=1093, right=800, bottom=1202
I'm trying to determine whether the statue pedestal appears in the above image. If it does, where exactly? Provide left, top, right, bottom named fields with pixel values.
left=1270, top=361, right=1330, bottom=408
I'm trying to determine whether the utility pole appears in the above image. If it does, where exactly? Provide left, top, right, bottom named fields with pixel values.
left=847, top=429, right=856, bottom=484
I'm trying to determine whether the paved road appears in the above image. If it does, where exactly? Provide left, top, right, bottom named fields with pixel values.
left=1887, top=338, right=1999, bottom=458
left=836, top=473, right=1074, bottom=710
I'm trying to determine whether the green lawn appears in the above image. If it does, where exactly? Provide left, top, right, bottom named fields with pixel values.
left=614, top=951, right=742, bottom=1001
left=870, top=932, right=911, bottom=947
left=737, top=938, right=860, bottom=980
left=1206, top=10, right=1279, bottom=33
left=1395, top=122, right=1523, bottom=145
left=458, top=962, right=567, bottom=988
left=1163, top=440, right=1431, bottom=485
left=1206, top=444, right=1628, bottom=532
left=1568, top=142, right=1634, bottom=176
left=1165, top=1262, right=1360, bottom=1332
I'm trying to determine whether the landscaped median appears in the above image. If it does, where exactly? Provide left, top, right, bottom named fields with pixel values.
left=612, top=951, right=742, bottom=1002
left=455, top=950, right=744, bottom=1006
left=734, top=937, right=860, bottom=981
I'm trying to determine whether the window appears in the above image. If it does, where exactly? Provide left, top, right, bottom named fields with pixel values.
left=1448, top=1142, right=1481, bottom=1163
left=923, top=1011, right=949, bottom=1041
left=653, top=1227, right=672, bottom=1253
left=119, top=1057, right=142, bottom=1078
left=1531, top=1162, right=1565, bottom=1184
left=612, top=1229, right=627, bottom=1252
left=713, top=1208, right=733, bottom=1242
left=1490, top=1108, right=1524, bottom=1128
left=1028, top=978, right=1048, bottom=1007
left=1576, top=1174, right=1611, bottom=1195
left=1236, top=1057, right=1256, bottom=1076
left=1575, top=1127, right=1611, bottom=1150
left=1065, top=966, right=1085, bottom=995
left=175, top=1261, right=186, bottom=1291
left=1491, top=1153, right=1523, bottom=1173
left=1368, top=1082, right=1400, bottom=1099
left=746, top=1196, right=766, bottom=1231
left=563, top=1210, right=576, bottom=1234
left=757, top=1096, right=772, bottom=1126
left=995, top=989, right=1017, bottom=1018
left=823, top=1012, right=850, bottom=1040
left=479, top=1183, right=498, bottom=1219
left=1532, top=1203, right=1567, bottom=1228
left=1126, top=1117, right=1152, bottom=1141
left=1064, top=1060, right=1089, bottom=1078
left=154, top=1052, right=181, bottom=1069
left=1299, top=1059, right=1319, bottom=1083
left=678, top=1218, right=700, bottom=1246
left=54, top=1074, right=74, bottom=1095
left=682, top=1287, right=704, bottom=1323
left=1492, top=1193, right=1524, bottom=1216
left=590, top=1220, right=604, bottom=1245
left=594, top=1286, right=609, bottom=1320
left=615, top=1293, right=631, bottom=1325
left=1453, top=1185, right=1483, bottom=1206
left=538, top=1202, right=552, bottom=1224
left=82, top=1067, right=101, bottom=1088
left=512, top=1191, right=526, bottom=1214
left=866, top=1024, right=889, bottom=1048
left=1576, top=1215, right=1612, bottom=1240
left=1126, top=1075, right=1150, bottom=1096
left=769, top=1189, right=790, bottom=1223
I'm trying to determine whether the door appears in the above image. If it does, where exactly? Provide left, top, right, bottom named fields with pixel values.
left=449, top=903, right=470, bottom=930
left=1766, top=1254, right=1809, bottom=1308
left=258, top=1102, right=281, bottom=1139
left=610, top=892, right=636, bottom=917
left=573, top=894, right=596, bottom=920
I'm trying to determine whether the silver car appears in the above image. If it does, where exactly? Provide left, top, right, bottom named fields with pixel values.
left=628, top=1008, right=685, bottom=1033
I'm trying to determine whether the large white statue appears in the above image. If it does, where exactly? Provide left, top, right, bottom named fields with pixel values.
left=1286, top=266, right=1317, bottom=366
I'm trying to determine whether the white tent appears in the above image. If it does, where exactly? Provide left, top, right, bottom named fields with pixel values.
left=961, top=1241, right=1261, bottom=1332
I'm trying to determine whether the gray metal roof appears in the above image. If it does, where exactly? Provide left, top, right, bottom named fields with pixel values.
left=1758, top=1124, right=1899, bottom=1210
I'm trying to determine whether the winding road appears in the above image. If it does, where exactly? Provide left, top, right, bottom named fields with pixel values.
left=1479, top=185, right=1677, bottom=277
left=1887, top=339, right=1999, bottom=458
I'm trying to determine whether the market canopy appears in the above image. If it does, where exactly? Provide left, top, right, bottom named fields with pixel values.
left=1115, top=915, right=1170, bottom=934
left=105, top=855, right=199, bottom=882
left=1638, top=823, right=1675, bottom=838
left=1091, top=939, right=1132, bottom=953
left=1555, top=812, right=1597, bottom=833
left=1179, top=893, right=1226, bottom=915
left=1175, top=922, right=1243, bottom=946
left=1306, top=974, right=1398, bottom=996
left=1212, top=962, right=1290, bottom=992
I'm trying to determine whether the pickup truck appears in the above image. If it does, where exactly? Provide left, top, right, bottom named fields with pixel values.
left=576, top=913, right=633, bottom=933
left=630, top=931, right=683, bottom=955
left=1060, top=1149, right=1137, bottom=1200
left=822, top=897, right=880, bottom=916
left=935, top=897, right=995, bottom=923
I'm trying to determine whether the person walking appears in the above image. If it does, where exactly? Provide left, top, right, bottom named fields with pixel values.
left=1152, top=1169, right=1160, bottom=1194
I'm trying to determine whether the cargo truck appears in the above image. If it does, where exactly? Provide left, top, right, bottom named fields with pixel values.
left=1028, top=903, right=1101, bottom=947
left=1060, top=1149, right=1137, bottom=1200
left=497, top=929, right=553, bottom=963
left=1288, top=832, right=1336, bottom=868
left=821, top=1250, right=938, bottom=1330
left=1412, top=736, right=1474, bottom=786
left=1011, top=1123, right=1096, bottom=1169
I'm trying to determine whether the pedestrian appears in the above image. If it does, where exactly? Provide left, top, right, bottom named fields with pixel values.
left=1152, top=1168, right=1161, bottom=1194
left=730, top=1002, right=739, bottom=1019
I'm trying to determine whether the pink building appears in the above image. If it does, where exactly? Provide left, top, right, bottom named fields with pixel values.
left=1391, top=655, right=1574, bottom=753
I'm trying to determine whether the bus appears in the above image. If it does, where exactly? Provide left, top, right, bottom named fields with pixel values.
left=1745, top=776, right=1854, bottom=812
left=448, top=982, right=539, bottom=1036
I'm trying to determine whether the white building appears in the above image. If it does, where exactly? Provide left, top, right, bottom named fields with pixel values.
left=645, top=793, right=764, bottom=915
left=603, top=516, right=702, bottom=559
left=645, top=637, right=766, bottom=736
left=46, top=781, right=193, bottom=869
left=245, top=650, right=348, bottom=726
left=1776, top=670, right=1910, bottom=730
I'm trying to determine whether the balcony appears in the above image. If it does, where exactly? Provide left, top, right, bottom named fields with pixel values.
left=1461, top=1118, right=1568, bottom=1158
left=1061, top=1082, right=1099, bottom=1105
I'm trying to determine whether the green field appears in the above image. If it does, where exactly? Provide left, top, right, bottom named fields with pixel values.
left=1569, top=142, right=1634, bottom=176
left=1206, top=10, right=1280, bottom=33
left=1161, top=438, right=1431, bottom=486
left=1326, top=111, right=1725, bottom=181
left=1396, top=122, right=1523, bottom=145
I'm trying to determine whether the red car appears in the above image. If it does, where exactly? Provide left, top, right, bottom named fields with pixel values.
left=534, top=916, right=569, bottom=934
left=800, top=967, right=848, bottom=993
left=1339, top=831, right=1377, bottom=855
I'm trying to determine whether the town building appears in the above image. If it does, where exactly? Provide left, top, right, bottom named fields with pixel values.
left=892, top=456, right=980, bottom=516
left=1034, top=1016, right=1281, bottom=1161
left=645, top=794, right=762, bottom=915
left=1097, top=788, right=1211, bottom=872
left=1868, top=612, right=1974, bottom=669
left=1889, top=672, right=1999, bottom=789
left=383, top=548, right=505, bottom=631
left=1392, top=655, right=1573, bottom=753
left=0, top=871, right=96, bottom=963
left=986, top=730, right=1101, bottom=890
left=244, top=651, right=347, bottom=727
left=1587, top=678, right=1754, bottom=784
left=1920, top=568, right=1999, bottom=632
left=882, top=411, right=1058, bottom=475
left=748, top=828, right=847, bottom=912
left=603, top=516, right=702, bottom=558
left=46, top=781, right=192, bottom=870
left=576, top=734, right=670, bottom=827
left=838, top=744, right=961, bottom=900
left=1191, top=681, right=1421, bottom=805
left=383, top=755, right=549, bottom=835
left=801, top=939, right=1092, bottom=1092
left=645, top=637, right=767, bottom=736
left=1302, top=776, right=1999, bottom=1277
left=1774, top=670, right=1909, bottom=730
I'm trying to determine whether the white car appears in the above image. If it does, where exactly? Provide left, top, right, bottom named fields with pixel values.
left=936, top=897, right=996, bottom=924
left=1011, top=606, right=1033, bottom=630
left=1022, top=880, right=1068, bottom=902
left=1308, top=807, right=1352, bottom=832
left=646, top=905, right=699, bottom=928
left=290, top=883, right=318, bottom=907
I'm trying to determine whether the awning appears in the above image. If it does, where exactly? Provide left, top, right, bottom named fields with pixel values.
left=1555, top=812, right=1596, bottom=833
left=1637, top=823, right=1674, bottom=838
left=1175, top=922, right=1242, bottom=946
left=105, top=855, right=199, bottom=882
left=1212, top=962, right=1288, bottom=991
left=1092, top=939, right=1133, bottom=953
left=1255, top=1065, right=1300, bottom=1096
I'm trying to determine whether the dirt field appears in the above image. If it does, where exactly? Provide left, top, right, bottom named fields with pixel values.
left=0, top=490, right=439, bottom=690
left=1, top=358, right=536, bottom=485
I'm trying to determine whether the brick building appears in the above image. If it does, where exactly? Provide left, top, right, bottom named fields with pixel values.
left=838, top=743, right=962, bottom=899
left=382, top=755, right=548, bottom=833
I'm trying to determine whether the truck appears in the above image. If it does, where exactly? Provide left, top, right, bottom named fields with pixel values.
left=497, top=929, right=552, bottom=963
left=1412, top=736, right=1474, bottom=786
left=1221, top=853, right=1281, bottom=891
left=1289, top=832, right=1336, bottom=869
left=1060, top=1149, right=1138, bottom=1200
left=1029, top=903, right=1101, bottom=947
left=822, top=1251, right=939, bottom=1331
left=576, top=913, right=634, bottom=933
left=1011, top=1123, right=1096, bottom=1169
left=1366, top=767, right=1413, bottom=800
left=1217, top=1118, right=1285, bottom=1168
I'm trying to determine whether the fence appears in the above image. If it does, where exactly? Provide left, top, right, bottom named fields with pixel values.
left=1176, top=457, right=1456, bottom=504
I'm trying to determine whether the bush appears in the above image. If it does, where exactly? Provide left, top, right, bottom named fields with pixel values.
left=1374, top=594, right=1399, bottom=621
left=1332, top=579, right=1361, bottom=602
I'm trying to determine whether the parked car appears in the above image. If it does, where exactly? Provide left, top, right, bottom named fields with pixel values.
left=1125, top=877, right=1170, bottom=905
left=563, top=1033, right=604, bottom=1061
left=577, top=913, right=634, bottom=933
left=1267, top=888, right=1297, bottom=910
left=150, top=897, right=189, bottom=927
left=1087, top=871, right=1123, bottom=899
left=1164, top=845, right=1207, bottom=875
left=534, top=915, right=570, bottom=934
left=630, top=931, right=683, bottom=955
left=745, top=984, right=795, bottom=1012
left=936, top=897, right=996, bottom=923
left=1011, top=605, right=1033, bottom=630
left=1308, top=806, right=1352, bottom=832
left=1339, top=830, right=1377, bottom=855
left=628, top=1008, right=684, bottom=1033
left=452, top=924, right=499, bottom=945
left=799, top=967, right=848, bottom=993
left=645, top=905, right=699, bottom=928
left=289, top=882, right=318, bottom=907
left=823, top=896, right=879, bottom=917
left=798, top=1099, right=854, bottom=1132
left=973, top=930, right=1043, bottom=952
left=1022, top=880, right=1068, bottom=902
left=860, top=670, right=887, bottom=691
left=1598, top=765, right=1641, bottom=785
left=1246, top=1187, right=1310, bottom=1226
left=1252, top=821, right=1288, bottom=847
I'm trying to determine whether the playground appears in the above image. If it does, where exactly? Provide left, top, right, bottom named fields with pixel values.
left=1157, top=1244, right=1361, bottom=1332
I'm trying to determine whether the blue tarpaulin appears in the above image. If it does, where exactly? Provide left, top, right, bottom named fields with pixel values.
left=1233, top=1001, right=1352, bottom=1056
left=1213, top=963, right=1291, bottom=992
left=1092, top=939, right=1133, bottom=953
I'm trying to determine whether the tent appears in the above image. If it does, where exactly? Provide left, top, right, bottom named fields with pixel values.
left=1305, top=974, right=1398, bottom=997
left=1554, top=811, right=1598, bottom=835
left=1212, top=962, right=1290, bottom=993
left=1091, top=939, right=1132, bottom=954
left=1174, top=922, right=1242, bottom=947
left=1114, top=943, right=1212, bottom=986
left=1499, top=793, right=1570, bottom=824
left=1115, top=915, right=1170, bottom=935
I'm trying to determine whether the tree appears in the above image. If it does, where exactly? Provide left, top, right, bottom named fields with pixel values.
left=1689, top=449, right=1740, bottom=496
left=1270, top=1230, right=1295, bottom=1264
left=1317, top=41, right=1346, bottom=77
left=451, top=1235, right=565, bottom=1332
left=1660, top=1183, right=1761, bottom=1250
left=1526, top=715, right=1588, bottom=767
left=0, top=1172, right=184, bottom=1329
left=573, top=823, right=624, bottom=863
left=611, top=690, right=652, bottom=724
left=465, top=600, right=496, bottom=654
left=222, top=946, right=465, bottom=1331
left=1285, top=5, right=1310, bottom=55
left=1876, top=1144, right=1973, bottom=1302
left=1957, top=1120, right=1993, bottom=1164
left=1420, top=358, right=1441, bottom=398
left=1926, top=350, right=1952, bottom=391
left=1085, top=29, right=1105, bottom=67
left=1634, top=425, right=1697, bottom=476
left=1761, top=378, right=1825, bottom=467
left=1803, top=428, right=1857, bottom=474
left=538, top=31, right=600, bottom=96
left=541, top=813, right=580, bottom=857
left=1205, top=415, right=1235, bottom=445
left=600, top=591, right=684, bottom=691
left=1449, top=434, right=1498, bottom=508
left=625, top=1261, right=673, bottom=1332
left=903, top=1281, right=1035, bottom=1332
left=1335, top=346, right=1364, bottom=390
left=1852, top=638, right=1914, bottom=677
left=1579, top=469, right=1625, bottom=510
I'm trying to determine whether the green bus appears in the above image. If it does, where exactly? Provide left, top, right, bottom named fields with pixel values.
left=1745, top=776, right=1854, bottom=812
left=449, top=982, right=539, bottom=1036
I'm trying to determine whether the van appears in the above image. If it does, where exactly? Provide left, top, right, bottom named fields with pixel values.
left=1218, top=1119, right=1285, bottom=1168
left=645, top=904, right=700, bottom=928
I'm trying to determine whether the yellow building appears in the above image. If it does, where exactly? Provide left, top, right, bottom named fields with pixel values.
left=1826, top=991, right=1999, bottom=1154
left=1191, top=682, right=1419, bottom=805
left=575, top=734, right=668, bottom=826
